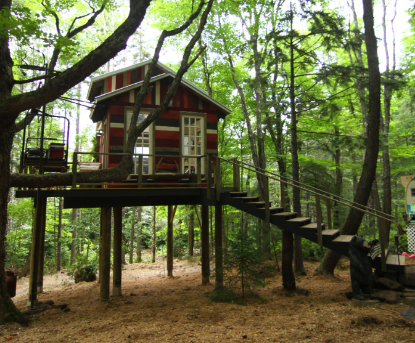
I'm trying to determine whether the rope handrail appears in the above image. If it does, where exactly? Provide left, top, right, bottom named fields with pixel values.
left=218, top=157, right=395, bottom=223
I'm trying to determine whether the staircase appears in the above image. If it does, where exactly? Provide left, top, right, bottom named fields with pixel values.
left=220, top=191, right=406, bottom=275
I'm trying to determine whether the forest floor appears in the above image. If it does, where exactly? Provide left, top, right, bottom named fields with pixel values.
left=2, top=255, right=415, bottom=343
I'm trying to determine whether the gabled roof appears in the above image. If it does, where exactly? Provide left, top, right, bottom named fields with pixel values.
left=87, top=60, right=231, bottom=120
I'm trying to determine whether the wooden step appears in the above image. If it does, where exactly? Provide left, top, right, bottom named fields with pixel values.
left=249, top=201, right=272, bottom=208
left=231, top=196, right=259, bottom=202
left=300, top=223, right=325, bottom=230
left=257, top=206, right=284, bottom=214
left=287, top=217, right=311, bottom=225
left=229, top=192, right=248, bottom=197
left=272, top=211, right=297, bottom=219
left=332, top=235, right=354, bottom=243
left=321, top=229, right=339, bottom=236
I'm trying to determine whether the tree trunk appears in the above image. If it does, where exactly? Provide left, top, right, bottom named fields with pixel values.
left=282, top=230, right=296, bottom=290
left=316, top=0, right=382, bottom=275
left=0, top=128, right=26, bottom=324
left=333, top=127, right=342, bottom=228
left=289, top=10, right=306, bottom=276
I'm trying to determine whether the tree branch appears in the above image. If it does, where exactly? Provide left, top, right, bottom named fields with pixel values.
left=10, top=0, right=215, bottom=188
left=1, top=0, right=152, bottom=128
left=13, top=73, right=57, bottom=85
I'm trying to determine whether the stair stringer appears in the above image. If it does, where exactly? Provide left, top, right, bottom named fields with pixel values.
left=220, top=192, right=351, bottom=257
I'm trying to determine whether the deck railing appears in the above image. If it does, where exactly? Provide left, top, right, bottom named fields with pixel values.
left=71, top=151, right=213, bottom=189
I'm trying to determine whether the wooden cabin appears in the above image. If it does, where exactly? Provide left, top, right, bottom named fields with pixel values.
left=87, top=60, right=231, bottom=184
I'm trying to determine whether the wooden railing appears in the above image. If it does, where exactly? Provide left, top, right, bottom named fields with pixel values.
left=71, top=152, right=214, bottom=189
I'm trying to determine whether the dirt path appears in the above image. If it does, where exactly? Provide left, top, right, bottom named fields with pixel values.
left=1, top=259, right=414, bottom=342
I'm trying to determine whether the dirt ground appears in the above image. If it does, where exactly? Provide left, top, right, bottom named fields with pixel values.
left=1, top=257, right=415, bottom=343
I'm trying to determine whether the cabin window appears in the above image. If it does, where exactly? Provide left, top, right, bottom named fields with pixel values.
left=411, top=188, right=415, bottom=197
left=181, top=114, right=205, bottom=173
left=125, top=110, right=153, bottom=174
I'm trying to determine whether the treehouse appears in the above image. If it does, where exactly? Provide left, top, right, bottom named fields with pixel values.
left=86, top=60, right=231, bottom=186
left=15, top=61, right=407, bottom=310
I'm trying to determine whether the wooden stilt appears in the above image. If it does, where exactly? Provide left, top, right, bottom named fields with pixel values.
left=100, top=207, right=111, bottom=302
left=98, top=209, right=103, bottom=284
left=37, top=197, right=47, bottom=294
left=28, top=192, right=45, bottom=308
left=167, top=205, right=173, bottom=277
left=215, top=204, right=223, bottom=289
left=112, top=207, right=122, bottom=296
left=201, top=205, right=210, bottom=284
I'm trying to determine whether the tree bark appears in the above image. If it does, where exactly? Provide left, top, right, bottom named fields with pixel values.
left=282, top=230, right=296, bottom=290
left=316, top=0, right=381, bottom=275
left=289, top=9, right=306, bottom=276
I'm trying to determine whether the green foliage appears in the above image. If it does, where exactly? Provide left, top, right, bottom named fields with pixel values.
left=211, top=230, right=272, bottom=304
left=68, top=254, right=98, bottom=280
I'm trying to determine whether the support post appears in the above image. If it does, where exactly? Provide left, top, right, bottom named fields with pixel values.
left=28, top=193, right=45, bottom=308
left=326, top=197, right=332, bottom=230
left=98, top=210, right=103, bottom=283
left=215, top=204, right=223, bottom=289
left=112, top=207, right=122, bottom=296
left=316, top=195, right=323, bottom=247
left=100, top=207, right=111, bottom=302
left=215, top=159, right=221, bottom=202
left=167, top=205, right=174, bottom=277
left=264, top=176, right=270, bottom=224
left=280, top=180, right=286, bottom=210
left=201, top=205, right=210, bottom=284
left=207, top=154, right=212, bottom=200
left=379, top=218, right=388, bottom=272
left=197, top=157, right=201, bottom=187
left=72, top=152, right=77, bottom=188
left=233, top=160, right=240, bottom=191
left=37, top=197, right=47, bottom=294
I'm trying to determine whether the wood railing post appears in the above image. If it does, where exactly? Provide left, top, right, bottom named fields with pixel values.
left=72, top=152, right=78, bottom=189
left=232, top=160, right=240, bottom=192
left=280, top=180, right=286, bottom=210
left=207, top=154, right=212, bottom=200
left=137, top=155, right=143, bottom=188
left=326, top=197, right=332, bottom=230
left=264, top=175, right=270, bottom=224
left=197, top=157, right=201, bottom=187
left=215, top=158, right=221, bottom=202
left=379, top=218, right=387, bottom=272
left=316, top=195, right=323, bottom=247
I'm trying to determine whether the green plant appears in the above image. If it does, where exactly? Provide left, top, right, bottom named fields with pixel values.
left=210, top=230, right=272, bottom=304
left=68, top=254, right=98, bottom=280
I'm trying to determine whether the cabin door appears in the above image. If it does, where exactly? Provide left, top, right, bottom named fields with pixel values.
left=125, top=110, right=153, bottom=175
left=181, top=114, right=205, bottom=174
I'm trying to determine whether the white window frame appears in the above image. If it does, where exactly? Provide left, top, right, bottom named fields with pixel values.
left=181, top=113, right=205, bottom=174
left=125, top=109, right=154, bottom=175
